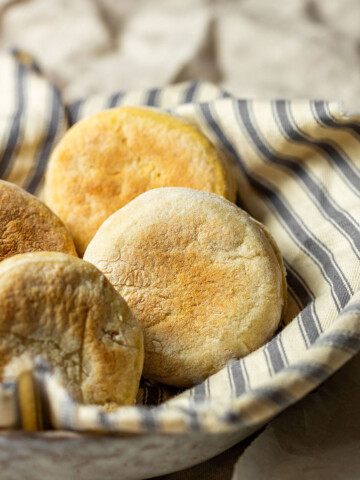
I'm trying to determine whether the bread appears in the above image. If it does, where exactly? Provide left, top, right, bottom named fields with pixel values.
left=0, top=179, right=76, bottom=260
left=0, top=252, right=144, bottom=410
left=84, top=187, right=287, bottom=387
left=44, top=107, right=236, bottom=255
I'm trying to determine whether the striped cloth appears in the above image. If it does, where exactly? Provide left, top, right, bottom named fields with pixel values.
left=0, top=50, right=359, bottom=434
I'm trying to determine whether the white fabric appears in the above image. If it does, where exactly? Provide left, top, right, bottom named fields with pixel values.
left=0, top=0, right=359, bottom=110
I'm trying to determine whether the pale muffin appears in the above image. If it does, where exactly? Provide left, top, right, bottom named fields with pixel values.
left=0, top=179, right=76, bottom=260
left=0, top=252, right=144, bottom=410
left=44, top=107, right=236, bottom=255
left=84, top=188, right=287, bottom=387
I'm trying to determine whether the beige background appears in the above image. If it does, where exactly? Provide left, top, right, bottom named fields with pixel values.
left=0, top=0, right=359, bottom=111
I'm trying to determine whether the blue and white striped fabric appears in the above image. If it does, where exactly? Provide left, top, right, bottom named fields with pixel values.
left=0, top=50, right=359, bottom=434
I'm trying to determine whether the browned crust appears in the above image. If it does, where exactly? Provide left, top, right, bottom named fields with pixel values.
left=44, top=107, right=236, bottom=255
left=0, top=180, right=77, bottom=260
left=0, top=252, right=144, bottom=409
left=85, top=188, right=286, bottom=387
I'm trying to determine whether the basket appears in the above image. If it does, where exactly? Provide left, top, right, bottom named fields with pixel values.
left=0, top=51, right=359, bottom=479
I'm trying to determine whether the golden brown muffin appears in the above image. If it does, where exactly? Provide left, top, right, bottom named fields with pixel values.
left=0, top=252, right=144, bottom=409
left=44, top=107, right=236, bottom=255
left=0, top=180, right=77, bottom=260
left=84, top=188, right=287, bottom=387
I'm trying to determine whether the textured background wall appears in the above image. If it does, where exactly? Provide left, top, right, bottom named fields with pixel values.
left=0, top=0, right=359, bottom=110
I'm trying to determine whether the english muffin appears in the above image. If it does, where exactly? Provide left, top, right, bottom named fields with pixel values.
left=84, top=188, right=287, bottom=387
left=0, top=180, right=76, bottom=260
left=44, top=107, right=236, bottom=255
left=0, top=252, right=144, bottom=409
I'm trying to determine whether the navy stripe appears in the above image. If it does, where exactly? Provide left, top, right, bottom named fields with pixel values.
left=234, top=102, right=353, bottom=307
left=284, top=260, right=314, bottom=308
left=107, top=91, right=124, bottom=109
left=241, top=100, right=360, bottom=262
left=260, top=152, right=348, bottom=312
left=228, top=360, right=247, bottom=396
left=0, top=61, right=26, bottom=178
left=285, top=256, right=322, bottom=344
left=173, top=406, right=200, bottom=429
left=67, top=99, right=83, bottom=125
left=283, top=261, right=322, bottom=337
left=339, top=300, right=360, bottom=316
left=300, top=303, right=320, bottom=344
left=145, top=88, right=161, bottom=107
left=313, top=100, right=360, bottom=137
left=317, top=332, right=360, bottom=353
left=341, top=307, right=360, bottom=316
left=205, top=377, right=211, bottom=397
left=286, top=99, right=360, bottom=183
left=26, top=86, right=63, bottom=194
left=266, top=337, right=285, bottom=373
left=274, top=101, right=360, bottom=244
left=289, top=100, right=360, bottom=172
left=297, top=309, right=311, bottom=348
left=193, top=380, right=206, bottom=402
left=278, top=333, right=289, bottom=365
left=1, top=381, right=16, bottom=391
left=222, top=360, right=336, bottom=426
left=61, top=395, right=76, bottom=430
left=182, top=407, right=200, bottom=430
left=221, top=90, right=232, bottom=99
left=287, top=362, right=330, bottom=382
left=253, top=387, right=292, bottom=407
left=139, top=407, right=157, bottom=430
left=222, top=409, right=247, bottom=426
left=183, top=81, right=199, bottom=104
left=97, top=410, right=114, bottom=431
left=263, top=347, right=273, bottom=376
left=275, top=100, right=360, bottom=195
left=34, top=356, right=53, bottom=374
left=226, top=364, right=235, bottom=395
left=198, top=102, right=351, bottom=312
